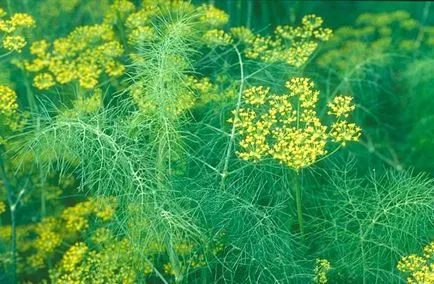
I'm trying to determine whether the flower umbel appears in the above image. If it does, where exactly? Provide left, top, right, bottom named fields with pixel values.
left=231, top=77, right=361, bottom=170
left=314, top=258, right=331, bottom=284
left=397, top=241, right=434, bottom=283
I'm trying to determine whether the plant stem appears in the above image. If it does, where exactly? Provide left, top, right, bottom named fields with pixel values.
left=220, top=45, right=244, bottom=187
left=294, top=170, right=304, bottom=236
left=6, top=0, right=12, bottom=14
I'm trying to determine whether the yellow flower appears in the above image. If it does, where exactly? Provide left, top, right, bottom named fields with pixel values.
left=144, top=263, right=153, bottom=274
left=98, top=41, right=124, bottom=57
left=127, top=26, right=154, bottom=45
left=0, top=85, right=18, bottom=115
left=10, top=13, right=35, bottom=28
left=125, top=7, right=155, bottom=30
left=189, top=253, right=206, bottom=268
left=199, top=4, right=229, bottom=27
left=203, top=29, right=233, bottom=46
left=24, top=58, right=49, bottom=72
left=163, top=263, right=176, bottom=275
left=30, top=40, right=49, bottom=57
left=92, top=197, right=116, bottom=221
left=397, top=241, right=434, bottom=283
left=0, top=20, right=14, bottom=33
left=61, top=201, right=93, bottom=232
left=330, top=121, right=361, bottom=146
left=34, top=217, right=62, bottom=255
left=302, top=15, right=324, bottom=29
left=2, top=35, right=26, bottom=52
left=60, top=242, right=88, bottom=272
left=314, top=258, right=331, bottom=284
left=33, top=73, right=56, bottom=90
left=246, top=15, right=331, bottom=67
left=327, top=95, right=356, bottom=118
left=230, top=26, right=254, bottom=43
left=231, top=77, right=361, bottom=170
left=424, top=241, right=434, bottom=259
left=103, top=0, right=136, bottom=25
left=105, top=60, right=125, bottom=77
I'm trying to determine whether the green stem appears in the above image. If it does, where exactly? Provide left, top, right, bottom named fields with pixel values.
left=294, top=170, right=304, bottom=236
left=6, top=0, right=12, bottom=14
left=115, top=12, right=129, bottom=53
left=40, top=170, right=46, bottom=218
left=220, top=45, right=244, bottom=187
left=23, top=70, right=37, bottom=116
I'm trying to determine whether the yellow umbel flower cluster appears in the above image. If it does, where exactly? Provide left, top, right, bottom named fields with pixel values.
left=198, top=4, right=229, bottom=28
left=314, top=258, right=331, bottom=284
left=51, top=238, right=137, bottom=283
left=33, top=73, right=55, bottom=90
left=61, top=198, right=116, bottom=232
left=3, top=35, right=26, bottom=52
left=124, top=4, right=156, bottom=45
left=317, top=11, right=427, bottom=73
left=327, top=96, right=355, bottom=118
left=398, top=241, right=434, bottom=283
left=60, top=242, right=89, bottom=272
left=25, top=24, right=125, bottom=90
left=24, top=197, right=116, bottom=270
left=230, top=26, right=255, bottom=43
left=0, top=9, right=35, bottom=53
left=26, top=217, right=62, bottom=268
left=203, top=29, right=234, bottom=46
left=187, top=76, right=220, bottom=106
left=231, top=77, right=361, bottom=170
left=0, top=85, right=18, bottom=115
left=103, top=0, right=136, bottom=25
left=245, top=15, right=332, bottom=67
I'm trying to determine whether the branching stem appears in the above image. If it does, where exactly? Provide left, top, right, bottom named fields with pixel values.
left=221, top=45, right=244, bottom=186
left=294, top=170, right=304, bottom=236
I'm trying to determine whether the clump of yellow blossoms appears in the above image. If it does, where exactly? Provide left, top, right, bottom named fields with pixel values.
left=203, top=29, right=233, bottom=46
left=0, top=84, right=26, bottom=143
left=231, top=78, right=361, bottom=170
left=317, top=11, right=425, bottom=73
left=198, top=4, right=229, bottom=28
left=314, top=258, right=331, bottom=284
left=397, top=240, right=434, bottom=283
left=245, top=15, right=332, bottom=67
left=50, top=240, right=136, bottom=284
left=60, top=242, right=88, bottom=272
left=0, top=85, right=18, bottom=115
left=230, top=26, right=255, bottom=43
left=22, top=197, right=117, bottom=270
left=0, top=9, right=35, bottom=52
left=25, top=24, right=125, bottom=90
left=103, top=0, right=136, bottom=25
left=33, top=73, right=55, bottom=90
left=61, top=197, right=116, bottom=232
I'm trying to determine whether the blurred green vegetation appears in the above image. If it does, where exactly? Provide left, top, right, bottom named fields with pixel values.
left=198, top=1, right=432, bottom=32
